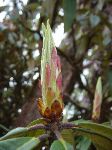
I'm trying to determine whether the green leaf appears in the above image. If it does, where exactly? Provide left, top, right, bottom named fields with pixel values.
left=73, top=120, right=112, bottom=150
left=25, top=129, right=45, bottom=138
left=50, top=140, right=74, bottom=150
left=0, top=137, right=40, bottom=150
left=0, top=124, right=9, bottom=132
left=74, top=129, right=112, bottom=150
left=61, top=129, right=75, bottom=147
left=94, top=143, right=108, bottom=150
left=102, top=122, right=112, bottom=127
left=76, top=136, right=91, bottom=150
left=74, top=120, right=112, bottom=140
left=63, top=0, right=76, bottom=31
left=26, top=119, right=46, bottom=137
left=0, top=119, right=46, bottom=140
left=73, top=119, right=91, bottom=125
left=0, top=128, right=28, bottom=140
left=27, top=118, right=46, bottom=127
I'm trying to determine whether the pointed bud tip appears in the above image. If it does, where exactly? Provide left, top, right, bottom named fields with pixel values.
left=96, top=77, right=102, bottom=96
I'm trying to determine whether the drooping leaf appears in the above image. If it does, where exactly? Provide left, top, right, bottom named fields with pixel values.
left=0, top=137, right=40, bottom=150
left=74, top=120, right=112, bottom=140
left=63, top=0, right=76, bottom=31
left=73, top=120, right=112, bottom=150
left=0, top=128, right=28, bottom=141
left=50, top=139, right=74, bottom=150
left=76, top=136, right=91, bottom=150
left=0, top=125, right=45, bottom=140
left=74, top=129, right=112, bottom=150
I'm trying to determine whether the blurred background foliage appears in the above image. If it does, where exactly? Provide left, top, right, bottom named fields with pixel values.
left=0, top=0, right=112, bottom=135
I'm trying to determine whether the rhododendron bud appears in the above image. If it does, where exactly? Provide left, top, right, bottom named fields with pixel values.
left=92, top=77, right=102, bottom=122
left=37, top=21, right=63, bottom=120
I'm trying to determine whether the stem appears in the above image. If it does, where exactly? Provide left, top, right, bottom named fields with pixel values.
left=53, top=129, right=62, bottom=140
